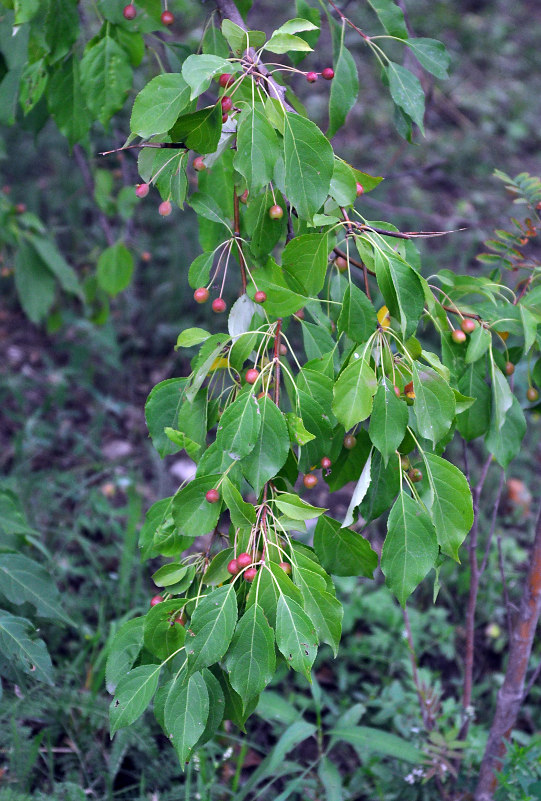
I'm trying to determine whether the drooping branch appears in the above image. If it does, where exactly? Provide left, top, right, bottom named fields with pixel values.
left=475, top=507, right=541, bottom=800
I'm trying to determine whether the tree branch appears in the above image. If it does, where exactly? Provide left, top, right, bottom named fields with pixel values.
left=475, top=507, right=541, bottom=800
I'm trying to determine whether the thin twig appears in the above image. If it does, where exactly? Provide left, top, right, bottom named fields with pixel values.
left=326, top=0, right=371, bottom=40
left=402, top=606, right=430, bottom=730
left=233, top=190, right=247, bottom=292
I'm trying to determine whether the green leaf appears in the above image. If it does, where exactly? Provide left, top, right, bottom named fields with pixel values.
left=225, top=603, right=275, bottom=706
left=247, top=563, right=303, bottom=628
left=332, top=352, right=377, bottom=430
left=131, top=73, right=191, bottom=137
left=97, top=243, right=134, bottom=296
left=465, top=325, right=491, bottom=364
left=406, top=38, right=450, bottom=79
left=202, top=24, right=230, bottom=58
left=196, top=667, right=225, bottom=747
left=328, top=25, right=358, bottom=138
left=80, top=35, right=132, bottom=127
left=274, top=494, right=326, bottom=520
left=330, top=726, right=424, bottom=763
left=381, top=492, right=438, bottom=606
left=251, top=261, right=307, bottom=316
left=164, top=670, right=209, bottom=765
left=360, top=450, right=400, bottom=522
left=176, top=328, right=211, bottom=349
left=222, top=477, right=256, bottom=528
left=172, top=475, right=222, bottom=537
left=245, top=189, right=286, bottom=259
left=314, top=515, right=377, bottom=578
left=283, top=112, right=334, bottom=220
left=143, top=599, right=186, bottom=660
left=294, top=567, right=342, bottom=657
left=188, top=252, right=215, bottom=289
left=375, top=252, right=424, bottom=339
left=0, top=611, right=53, bottom=685
left=186, top=585, right=238, bottom=674
left=386, top=62, right=425, bottom=133
left=203, top=549, right=234, bottom=586
left=234, top=106, right=281, bottom=193
left=282, top=233, right=329, bottom=296
left=366, top=0, right=408, bottom=38
left=369, top=381, right=408, bottom=464
left=330, top=158, right=357, bottom=206
left=241, top=397, right=290, bottom=495
left=221, top=20, right=266, bottom=56
left=169, top=103, right=222, bottom=154
left=285, top=412, right=316, bottom=446
left=485, top=395, right=526, bottom=468
left=318, top=757, right=344, bottom=801
left=337, top=283, right=377, bottom=343
left=273, top=18, right=319, bottom=35
left=275, top=595, right=318, bottom=680
left=420, top=454, right=473, bottom=560
left=457, top=363, right=490, bottom=440
left=48, top=56, right=91, bottom=146
left=182, top=54, right=237, bottom=100
left=412, top=364, right=456, bottom=446
left=0, top=553, right=72, bottom=625
left=342, top=451, right=373, bottom=528
left=490, top=360, right=513, bottom=431
left=110, top=664, right=161, bottom=735
left=105, top=618, right=144, bottom=691
left=145, top=378, right=187, bottom=458
left=265, top=32, right=313, bottom=53
left=152, top=564, right=189, bottom=587
left=14, top=240, right=56, bottom=323
left=217, top=391, right=261, bottom=461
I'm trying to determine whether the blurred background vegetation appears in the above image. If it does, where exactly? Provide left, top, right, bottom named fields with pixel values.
left=0, top=0, right=540, bottom=798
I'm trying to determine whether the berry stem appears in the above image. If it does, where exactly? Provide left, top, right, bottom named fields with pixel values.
left=233, top=189, right=247, bottom=292
left=273, top=319, right=283, bottom=407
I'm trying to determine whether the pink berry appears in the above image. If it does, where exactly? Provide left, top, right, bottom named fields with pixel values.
left=212, top=297, right=227, bottom=313
left=245, top=368, right=259, bottom=384
left=219, top=73, right=234, bottom=88
left=237, top=552, right=252, bottom=569
left=150, top=594, right=163, bottom=607
left=221, top=96, right=233, bottom=113
left=322, top=67, right=335, bottom=80
left=161, top=10, right=174, bottom=25
left=227, top=559, right=239, bottom=575
left=279, top=562, right=291, bottom=575
left=205, top=488, right=220, bottom=504
left=306, top=71, right=318, bottom=83
left=356, top=182, right=364, bottom=197
left=321, top=456, right=331, bottom=469
left=194, top=287, right=209, bottom=304
left=254, top=290, right=267, bottom=303
left=269, top=204, right=283, bottom=220
left=123, top=4, right=136, bottom=20
left=193, top=156, right=206, bottom=172
left=135, top=183, right=149, bottom=198
left=158, top=200, right=172, bottom=216
left=244, top=567, right=257, bottom=582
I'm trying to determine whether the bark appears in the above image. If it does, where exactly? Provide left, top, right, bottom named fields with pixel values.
left=474, top=510, right=541, bottom=800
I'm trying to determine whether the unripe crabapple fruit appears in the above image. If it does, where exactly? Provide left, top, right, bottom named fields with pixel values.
left=193, top=156, right=206, bottom=171
left=227, top=559, right=239, bottom=575
left=451, top=329, right=467, bottom=344
left=161, top=10, right=174, bottom=25
left=322, top=67, right=335, bottom=80
left=269, top=204, right=283, bottom=220
left=221, top=96, right=233, bottom=113
left=244, top=567, right=257, bottom=582
left=343, top=434, right=356, bottom=449
left=205, top=488, right=220, bottom=504
left=461, top=318, right=477, bottom=334
left=212, top=297, right=227, bottom=313
left=150, top=594, right=163, bottom=607
left=194, top=287, right=209, bottom=304
left=408, top=468, right=423, bottom=483
left=219, top=73, right=234, bottom=88
left=303, top=473, right=318, bottom=489
left=505, top=361, right=515, bottom=376
left=335, top=255, right=348, bottom=272
left=527, top=386, right=539, bottom=402
left=356, top=182, right=364, bottom=197
left=279, top=562, right=292, bottom=575
left=321, top=456, right=332, bottom=469
left=158, top=200, right=172, bottom=216
left=123, top=4, right=136, bottom=20
left=254, top=290, right=267, bottom=303
left=245, top=368, right=259, bottom=384
left=306, top=71, right=318, bottom=83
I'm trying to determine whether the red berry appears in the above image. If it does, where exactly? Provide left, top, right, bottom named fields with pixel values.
left=343, top=434, right=356, bottom=450
left=161, top=9, right=174, bottom=25
left=408, top=468, right=423, bottom=483
left=194, top=287, right=209, bottom=304
left=141, top=251, right=152, bottom=262
left=269, top=204, right=283, bottom=220
left=322, top=67, right=335, bottom=80
left=461, top=318, right=477, bottom=334
left=279, top=343, right=288, bottom=356
left=505, top=361, right=515, bottom=376
left=254, top=290, right=267, bottom=304
left=451, top=329, right=467, bottom=344
left=279, top=562, right=291, bottom=575
left=356, top=182, right=364, bottom=197
left=221, top=96, right=233, bottom=113
left=123, top=4, right=136, bottom=20
left=222, top=114, right=228, bottom=123
left=227, top=559, right=239, bottom=575
left=245, top=368, right=259, bottom=384
left=237, top=552, right=252, bottom=569
left=219, top=73, right=234, bottom=88
left=240, top=189, right=249, bottom=204
left=14, top=203, right=26, bottom=214
left=193, top=156, right=206, bottom=172
left=158, top=200, right=172, bottom=217
left=321, top=456, right=332, bottom=469
left=394, top=385, right=401, bottom=398
left=295, top=308, right=305, bottom=320
left=306, top=71, right=318, bottom=83
left=205, top=488, right=220, bottom=504
left=335, top=255, right=348, bottom=272
left=135, top=183, right=149, bottom=198
left=244, top=567, right=257, bottom=582
left=303, top=473, right=318, bottom=489
left=150, top=594, right=163, bottom=607
left=174, top=613, right=186, bottom=626
left=212, top=297, right=227, bottom=313
left=527, top=386, right=539, bottom=402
